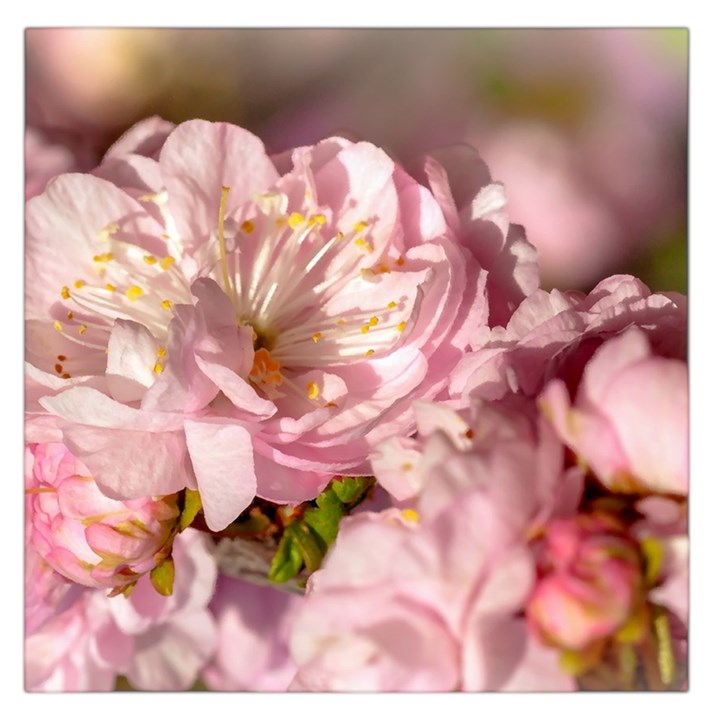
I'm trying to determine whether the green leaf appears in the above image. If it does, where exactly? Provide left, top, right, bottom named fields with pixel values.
left=179, top=489, right=203, bottom=531
left=268, top=529, right=304, bottom=584
left=303, top=487, right=344, bottom=547
left=287, top=522, right=325, bottom=573
left=331, top=476, right=374, bottom=505
left=150, top=556, right=175, bottom=596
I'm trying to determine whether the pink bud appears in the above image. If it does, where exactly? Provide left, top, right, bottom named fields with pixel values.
left=527, top=513, right=645, bottom=651
left=26, top=443, right=180, bottom=590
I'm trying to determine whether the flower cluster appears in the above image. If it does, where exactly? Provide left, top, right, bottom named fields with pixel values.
left=24, top=118, right=687, bottom=692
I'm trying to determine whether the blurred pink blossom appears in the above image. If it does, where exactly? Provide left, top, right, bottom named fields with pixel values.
left=202, top=576, right=302, bottom=691
left=527, top=512, right=646, bottom=651
left=25, top=529, right=217, bottom=691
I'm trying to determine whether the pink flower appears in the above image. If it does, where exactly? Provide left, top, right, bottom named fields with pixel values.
left=26, top=119, right=498, bottom=530
left=527, top=513, right=646, bottom=651
left=25, top=529, right=217, bottom=692
left=290, top=412, right=577, bottom=693
left=26, top=442, right=180, bottom=590
left=450, top=274, right=686, bottom=404
left=540, top=327, right=688, bottom=496
left=202, top=576, right=302, bottom=691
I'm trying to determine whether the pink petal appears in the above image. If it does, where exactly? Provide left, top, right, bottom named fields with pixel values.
left=184, top=419, right=257, bottom=531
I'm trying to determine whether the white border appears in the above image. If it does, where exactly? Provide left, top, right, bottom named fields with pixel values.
left=4, top=3, right=716, bottom=717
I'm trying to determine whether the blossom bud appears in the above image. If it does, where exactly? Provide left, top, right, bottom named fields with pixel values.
left=26, top=443, right=180, bottom=591
left=527, top=513, right=645, bottom=651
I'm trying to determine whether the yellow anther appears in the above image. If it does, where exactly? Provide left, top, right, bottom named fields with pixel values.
left=336, top=231, right=344, bottom=240
left=306, top=381, right=320, bottom=400
left=78, top=324, right=88, bottom=335
left=66, top=311, right=74, bottom=320
left=74, top=280, right=85, bottom=289
left=241, top=220, right=255, bottom=234
left=153, top=363, right=164, bottom=375
left=157, top=347, right=167, bottom=358
left=161, top=299, right=173, bottom=311
left=53, top=321, right=63, bottom=332
left=93, top=253, right=114, bottom=263
left=161, top=233, right=171, bottom=240
left=275, top=216, right=288, bottom=228
left=354, top=238, right=367, bottom=247
left=106, top=283, right=116, bottom=292
left=396, top=256, right=405, bottom=267
left=138, top=192, right=158, bottom=202
left=401, top=463, right=414, bottom=472
left=361, top=325, right=370, bottom=334
left=143, top=255, right=157, bottom=265
left=365, top=349, right=375, bottom=357
left=353, top=221, right=368, bottom=233
left=61, top=286, right=70, bottom=299
left=288, top=212, right=304, bottom=229
left=401, top=508, right=420, bottom=523
left=387, top=301, right=397, bottom=309
left=397, top=321, right=407, bottom=333
left=310, top=214, right=326, bottom=226
left=126, top=286, right=144, bottom=301
left=335, top=319, right=346, bottom=326
left=160, top=256, right=175, bottom=270
left=312, top=332, right=322, bottom=343
left=369, top=316, right=379, bottom=327
left=98, top=222, right=119, bottom=240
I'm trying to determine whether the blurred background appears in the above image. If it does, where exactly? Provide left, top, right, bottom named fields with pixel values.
left=25, top=28, right=688, bottom=293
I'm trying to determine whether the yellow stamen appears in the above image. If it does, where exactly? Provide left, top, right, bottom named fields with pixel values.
left=336, top=231, right=344, bottom=240
left=397, top=321, right=407, bottom=333
left=153, top=363, right=164, bottom=374
left=306, top=381, right=320, bottom=400
left=354, top=238, right=367, bottom=248
left=53, top=321, right=63, bottom=332
left=365, top=349, right=375, bottom=357
left=61, top=286, right=70, bottom=299
left=160, top=256, right=175, bottom=270
left=353, top=221, right=368, bottom=233
left=78, top=324, right=88, bottom=335
left=288, top=212, right=304, bottom=229
left=336, top=319, right=346, bottom=326
left=369, top=316, right=379, bottom=327
left=143, top=255, right=157, bottom=265
left=93, top=253, right=114, bottom=263
left=161, top=299, right=173, bottom=311
left=310, top=214, right=326, bottom=226
left=387, top=301, right=397, bottom=309
left=361, top=325, right=370, bottom=334
left=74, top=280, right=85, bottom=289
left=106, top=283, right=116, bottom=292
left=157, top=347, right=167, bottom=358
left=401, top=462, right=414, bottom=471
left=241, top=220, right=255, bottom=234
left=126, top=286, right=143, bottom=301
left=312, top=332, right=322, bottom=343
left=275, top=216, right=288, bottom=228
left=401, top=508, right=420, bottom=523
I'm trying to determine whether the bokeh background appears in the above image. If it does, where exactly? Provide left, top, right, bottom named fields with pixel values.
left=25, top=28, right=688, bottom=294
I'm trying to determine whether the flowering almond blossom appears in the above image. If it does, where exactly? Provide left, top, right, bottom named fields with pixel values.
left=25, top=529, right=218, bottom=691
left=540, top=327, right=688, bottom=496
left=25, top=119, right=508, bottom=530
left=26, top=442, right=180, bottom=591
